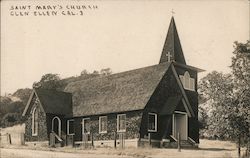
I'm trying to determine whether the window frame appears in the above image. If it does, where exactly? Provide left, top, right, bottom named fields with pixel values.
left=189, top=78, right=195, bottom=91
left=67, top=119, right=75, bottom=135
left=179, top=71, right=195, bottom=91
left=99, top=116, right=107, bottom=134
left=32, top=107, right=38, bottom=136
left=148, top=113, right=157, bottom=132
left=82, top=118, right=90, bottom=134
left=117, top=114, right=126, bottom=133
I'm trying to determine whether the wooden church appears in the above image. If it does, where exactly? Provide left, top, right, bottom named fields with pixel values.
left=22, top=17, right=204, bottom=148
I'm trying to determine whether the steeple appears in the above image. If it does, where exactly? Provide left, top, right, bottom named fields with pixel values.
left=159, top=17, right=186, bottom=64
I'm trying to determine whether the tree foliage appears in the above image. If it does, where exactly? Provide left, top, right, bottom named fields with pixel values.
left=79, top=68, right=112, bottom=80
left=199, top=72, right=234, bottom=138
left=229, top=41, right=250, bottom=141
left=0, top=68, right=113, bottom=128
left=12, top=88, right=32, bottom=104
left=0, top=96, right=26, bottom=127
left=199, top=41, right=250, bottom=143
left=33, top=73, right=62, bottom=90
left=100, top=68, right=112, bottom=76
left=0, top=113, right=24, bottom=127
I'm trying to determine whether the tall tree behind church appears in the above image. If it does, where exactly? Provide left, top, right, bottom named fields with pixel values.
left=199, top=41, right=250, bottom=145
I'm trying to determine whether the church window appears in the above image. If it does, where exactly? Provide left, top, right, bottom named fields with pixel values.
left=32, top=107, right=38, bottom=136
left=99, top=116, right=107, bottom=133
left=148, top=113, right=157, bottom=132
left=117, top=114, right=126, bottom=132
left=67, top=119, right=74, bottom=135
left=82, top=118, right=90, bottom=134
left=179, top=71, right=195, bottom=91
left=189, top=78, right=195, bottom=91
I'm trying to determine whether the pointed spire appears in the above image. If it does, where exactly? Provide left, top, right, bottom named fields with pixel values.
left=159, top=17, right=186, bottom=64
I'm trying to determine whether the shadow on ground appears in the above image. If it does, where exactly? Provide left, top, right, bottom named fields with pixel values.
left=198, top=147, right=234, bottom=151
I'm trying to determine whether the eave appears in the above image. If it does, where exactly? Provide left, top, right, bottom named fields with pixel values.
left=173, top=62, right=205, bottom=73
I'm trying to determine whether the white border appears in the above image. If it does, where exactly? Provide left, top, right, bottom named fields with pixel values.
left=99, top=116, right=107, bottom=134
left=67, top=119, right=74, bottom=135
left=117, top=114, right=126, bottom=132
left=52, top=116, right=61, bottom=137
left=148, top=112, right=157, bottom=132
left=32, top=107, right=38, bottom=136
left=82, top=118, right=90, bottom=134
left=172, top=111, right=188, bottom=140
left=179, top=71, right=195, bottom=91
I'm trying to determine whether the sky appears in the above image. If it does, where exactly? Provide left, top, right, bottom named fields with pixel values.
left=1, top=0, right=249, bottom=95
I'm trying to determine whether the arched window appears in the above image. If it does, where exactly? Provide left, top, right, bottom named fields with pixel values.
left=52, top=116, right=61, bottom=137
left=32, top=107, right=38, bottom=136
left=179, top=71, right=195, bottom=91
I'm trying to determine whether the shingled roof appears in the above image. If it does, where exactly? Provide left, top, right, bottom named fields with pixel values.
left=22, top=89, right=72, bottom=116
left=35, top=89, right=72, bottom=115
left=160, top=96, right=182, bottom=115
left=160, top=17, right=186, bottom=64
left=64, top=62, right=171, bottom=117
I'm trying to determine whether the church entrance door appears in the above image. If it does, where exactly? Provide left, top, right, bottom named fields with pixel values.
left=172, top=111, right=188, bottom=140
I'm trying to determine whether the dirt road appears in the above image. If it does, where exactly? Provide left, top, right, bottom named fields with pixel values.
left=0, top=139, right=246, bottom=158
left=0, top=148, right=132, bottom=158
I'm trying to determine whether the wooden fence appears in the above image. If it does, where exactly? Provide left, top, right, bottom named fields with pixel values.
left=0, top=133, right=25, bottom=146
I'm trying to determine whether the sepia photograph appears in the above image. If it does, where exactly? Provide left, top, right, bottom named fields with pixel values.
left=0, top=0, right=249, bottom=157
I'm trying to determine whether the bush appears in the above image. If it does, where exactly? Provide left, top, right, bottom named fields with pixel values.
left=0, top=113, right=24, bottom=127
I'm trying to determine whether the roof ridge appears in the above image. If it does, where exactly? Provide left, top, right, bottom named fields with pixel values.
left=65, top=62, right=171, bottom=88
left=35, top=88, right=72, bottom=95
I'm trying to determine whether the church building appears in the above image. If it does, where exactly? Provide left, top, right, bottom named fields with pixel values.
left=22, top=17, right=204, bottom=148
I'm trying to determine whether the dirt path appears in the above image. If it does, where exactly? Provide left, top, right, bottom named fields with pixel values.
left=0, top=148, right=132, bottom=158
left=0, top=139, right=247, bottom=158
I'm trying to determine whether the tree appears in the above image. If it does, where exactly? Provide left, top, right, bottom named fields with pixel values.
left=199, top=71, right=234, bottom=139
left=100, top=68, right=112, bottom=76
left=198, top=105, right=208, bottom=136
left=230, top=41, right=250, bottom=151
left=199, top=41, right=250, bottom=150
left=12, top=88, right=32, bottom=104
left=33, top=73, right=62, bottom=90
left=80, top=69, right=89, bottom=76
left=0, top=113, right=23, bottom=127
left=0, top=99, right=25, bottom=127
left=79, top=68, right=112, bottom=80
left=0, top=96, right=12, bottom=118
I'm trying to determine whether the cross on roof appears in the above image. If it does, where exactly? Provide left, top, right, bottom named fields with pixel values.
left=166, top=51, right=172, bottom=62
left=171, top=9, right=175, bottom=16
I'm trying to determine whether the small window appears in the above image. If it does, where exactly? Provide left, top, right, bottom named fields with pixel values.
left=67, top=119, right=74, bottom=135
left=117, top=114, right=126, bottom=132
left=32, top=107, right=38, bottom=136
left=82, top=118, right=90, bottom=134
left=99, top=116, right=107, bottom=133
left=179, top=71, right=195, bottom=91
left=148, top=113, right=157, bottom=132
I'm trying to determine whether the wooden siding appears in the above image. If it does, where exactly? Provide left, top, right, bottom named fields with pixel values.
left=140, top=68, right=182, bottom=140
left=139, top=67, right=199, bottom=143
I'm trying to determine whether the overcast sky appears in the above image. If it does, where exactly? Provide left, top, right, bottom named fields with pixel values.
left=1, top=0, right=249, bottom=95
